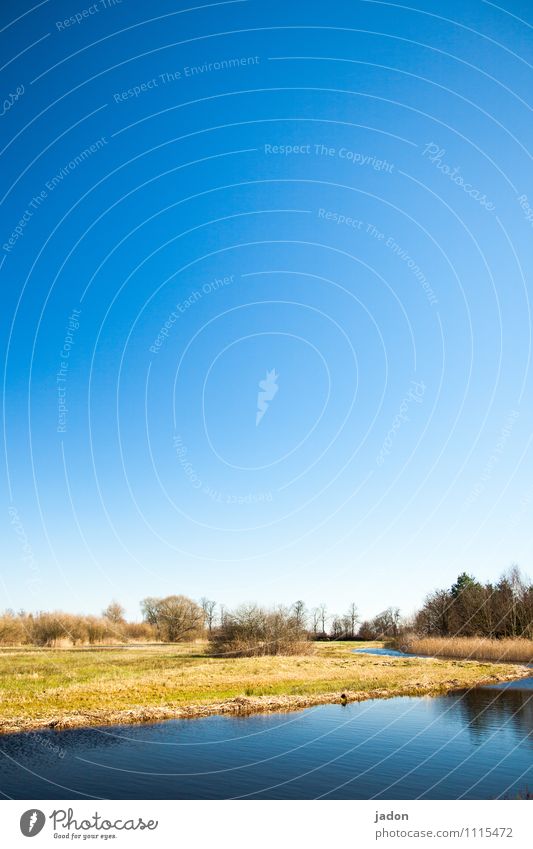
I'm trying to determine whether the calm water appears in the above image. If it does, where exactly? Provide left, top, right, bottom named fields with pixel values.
left=1, top=681, right=532, bottom=799
left=354, top=647, right=416, bottom=657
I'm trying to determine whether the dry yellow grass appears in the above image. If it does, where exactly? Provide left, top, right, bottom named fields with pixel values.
left=402, top=636, right=533, bottom=663
left=0, top=640, right=529, bottom=734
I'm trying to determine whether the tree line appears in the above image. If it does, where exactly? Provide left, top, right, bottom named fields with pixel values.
left=414, top=566, right=533, bottom=639
left=0, top=595, right=360, bottom=649
left=0, top=565, right=531, bottom=649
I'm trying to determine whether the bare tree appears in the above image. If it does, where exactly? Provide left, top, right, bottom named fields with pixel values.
left=415, top=589, right=450, bottom=636
left=345, top=602, right=359, bottom=638
left=509, top=564, right=525, bottom=637
left=141, top=595, right=205, bottom=642
left=291, top=600, right=307, bottom=629
left=318, top=603, right=328, bottom=636
left=357, top=620, right=375, bottom=640
left=330, top=615, right=344, bottom=639
left=372, top=607, right=401, bottom=638
left=201, top=598, right=217, bottom=634
left=140, top=597, right=160, bottom=628
left=102, top=601, right=125, bottom=625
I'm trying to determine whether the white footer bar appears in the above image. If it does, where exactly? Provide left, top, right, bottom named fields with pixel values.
left=2, top=799, right=531, bottom=848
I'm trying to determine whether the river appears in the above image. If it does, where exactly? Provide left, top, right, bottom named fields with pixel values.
left=0, top=672, right=531, bottom=799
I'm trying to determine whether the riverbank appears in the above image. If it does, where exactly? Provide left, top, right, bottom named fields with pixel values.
left=0, top=641, right=529, bottom=734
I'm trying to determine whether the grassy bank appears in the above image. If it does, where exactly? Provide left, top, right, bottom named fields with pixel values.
left=0, top=641, right=529, bottom=734
left=400, top=636, right=533, bottom=663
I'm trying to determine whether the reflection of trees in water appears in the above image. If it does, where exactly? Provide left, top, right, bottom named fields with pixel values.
left=450, top=688, right=533, bottom=745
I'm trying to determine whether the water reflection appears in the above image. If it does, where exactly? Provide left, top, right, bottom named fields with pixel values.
left=450, top=685, right=533, bottom=746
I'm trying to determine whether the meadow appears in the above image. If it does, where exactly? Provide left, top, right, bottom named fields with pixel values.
left=0, top=640, right=528, bottom=734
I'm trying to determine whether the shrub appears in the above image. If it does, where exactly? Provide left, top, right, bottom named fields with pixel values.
left=209, top=604, right=312, bottom=657
left=123, top=621, right=155, bottom=641
left=0, top=611, right=27, bottom=645
left=84, top=616, right=112, bottom=644
left=27, top=612, right=114, bottom=646
left=0, top=609, right=156, bottom=646
left=29, top=613, right=69, bottom=646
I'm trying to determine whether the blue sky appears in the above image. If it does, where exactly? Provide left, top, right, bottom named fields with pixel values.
left=1, top=0, right=533, bottom=622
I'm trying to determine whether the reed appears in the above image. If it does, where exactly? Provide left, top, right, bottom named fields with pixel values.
left=401, top=636, right=533, bottom=663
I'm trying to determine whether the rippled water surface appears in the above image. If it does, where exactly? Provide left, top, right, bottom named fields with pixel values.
left=1, top=681, right=532, bottom=799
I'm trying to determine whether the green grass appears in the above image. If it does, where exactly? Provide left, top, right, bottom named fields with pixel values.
left=0, top=641, right=527, bottom=733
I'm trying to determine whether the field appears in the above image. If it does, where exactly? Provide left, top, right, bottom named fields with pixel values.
left=0, top=640, right=529, bottom=734
left=401, top=636, right=533, bottom=663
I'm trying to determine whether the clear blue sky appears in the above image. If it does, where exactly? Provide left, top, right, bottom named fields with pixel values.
left=1, top=0, right=532, bottom=622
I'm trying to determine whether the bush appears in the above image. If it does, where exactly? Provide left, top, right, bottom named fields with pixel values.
left=0, top=612, right=27, bottom=645
left=0, top=608, right=158, bottom=646
left=209, top=604, right=312, bottom=657
left=122, top=621, right=155, bottom=641
left=25, top=612, right=115, bottom=646
left=29, top=613, right=69, bottom=646
left=84, top=616, right=112, bottom=644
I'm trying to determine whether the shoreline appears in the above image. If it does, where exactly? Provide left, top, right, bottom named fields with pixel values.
left=1, top=664, right=529, bottom=736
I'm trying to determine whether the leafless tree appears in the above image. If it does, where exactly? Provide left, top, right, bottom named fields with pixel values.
left=291, top=600, right=307, bottom=629
left=318, top=603, right=328, bottom=635
left=330, top=615, right=344, bottom=639
left=415, top=589, right=451, bottom=636
left=140, top=597, right=160, bottom=628
left=371, top=607, right=401, bottom=638
left=141, top=595, right=205, bottom=642
left=103, top=601, right=125, bottom=624
left=311, top=607, right=320, bottom=636
left=357, top=620, right=375, bottom=640
left=345, top=602, right=359, bottom=638
left=200, top=598, right=217, bottom=633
